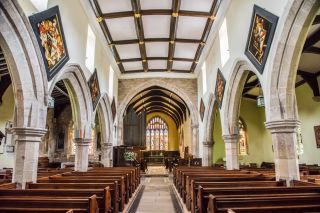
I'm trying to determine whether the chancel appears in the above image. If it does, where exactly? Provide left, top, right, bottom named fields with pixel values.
left=0, top=0, right=319, bottom=212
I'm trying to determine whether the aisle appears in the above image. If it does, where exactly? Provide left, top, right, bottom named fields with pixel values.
left=128, top=166, right=182, bottom=213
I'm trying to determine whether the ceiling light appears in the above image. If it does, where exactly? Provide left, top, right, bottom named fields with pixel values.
left=139, top=41, right=144, bottom=45
left=116, top=61, right=121, bottom=65
left=108, top=43, right=113, bottom=48
left=142, top=59, right=147, bottom=62
left=200, top=42, right=206, bottom=46
left=195, top=61, right=199, bottom=64
left=170, top=40, right=175, bottom=44
left=168, top=59, right=173, bottom=62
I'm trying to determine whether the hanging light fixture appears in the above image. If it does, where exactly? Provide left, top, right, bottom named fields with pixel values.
left=256, top=85, right=264, bottom=107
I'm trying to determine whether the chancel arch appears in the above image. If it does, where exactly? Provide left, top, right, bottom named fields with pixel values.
left=117, top=79, right=199, bottom=157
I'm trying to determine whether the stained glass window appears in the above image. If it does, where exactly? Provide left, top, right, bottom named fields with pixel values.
left=146, top=116, right=168, bottom=150
left=238, top=118, right=248, bottom=156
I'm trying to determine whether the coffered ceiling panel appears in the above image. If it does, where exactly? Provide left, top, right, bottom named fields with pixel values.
left=106, top=17, right=137, bottom=40
left=180, top=0, right=214, bottom=12
left=122, top=61, right=143, bottom=71
left=140, top=0, right=172, bottom=10
left=148, top=60, right=167, bottom=70
left=174, top=43, right=198, bottom=58
left=91, top=0, right=222, bottom=73
left=142, top=15, right=171, bottom=38
left=177, top=16, right=208, bottom=39
left=145, top=42, right=169, bottom=57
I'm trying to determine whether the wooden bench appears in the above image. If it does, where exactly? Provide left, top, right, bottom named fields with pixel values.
left=0, top=188, right=111, bottom=213
left=207, top=194, right=320, bottom=213
left=0, top=195, right=98, bottom=213
left=26, top=182, right=119, bottom=213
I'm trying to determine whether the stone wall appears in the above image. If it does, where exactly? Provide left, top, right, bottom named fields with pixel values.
left=118, top=78, right=198, bottom=111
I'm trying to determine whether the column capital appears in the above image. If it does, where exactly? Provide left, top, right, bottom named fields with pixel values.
left=265, top=119, right=300, bottom=133
left=73, top=138, right=91, bottom=145
left=203, top=140, right=214, bottom=146
left=222, top=134, right=238, bottom=142
left=11, top=127, right=47, bottom=142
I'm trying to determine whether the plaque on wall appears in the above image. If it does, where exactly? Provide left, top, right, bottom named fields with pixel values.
left=214, top=69, right=226, bottom=109
left=88, top=69, right=101, bottom=110
left=111, top=97, right=116, bottom=122
left=314, top=125, right=320, bottom=148
left=199, top=98, right=205, bottom=122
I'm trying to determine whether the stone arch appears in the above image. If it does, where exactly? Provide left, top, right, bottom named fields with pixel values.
left=202, top=93, right=220, bottom=166
left=49, top=64, right=93, bottom=139
left=94, top=93, right=114, bottom=167
left=117, top=79, right=199, bottom=156
left=266, top=0, right=320, bottom=122
left=222, top=59, right=262, bottom=136
left=0, top=0, right=48, bottom=129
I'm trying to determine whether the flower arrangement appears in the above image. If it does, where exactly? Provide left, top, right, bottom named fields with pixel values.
left=123, top=151, right=135, bottom=161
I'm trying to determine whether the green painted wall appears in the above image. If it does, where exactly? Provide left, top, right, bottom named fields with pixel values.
left=146, top=112, right=179, bottom=151
left=212, top=99, right=273, bottom=166
left=296, top=83, right=320, bottom=165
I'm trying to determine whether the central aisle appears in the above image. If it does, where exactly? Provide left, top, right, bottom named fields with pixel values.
left=130, top=166, right=182, bottom=213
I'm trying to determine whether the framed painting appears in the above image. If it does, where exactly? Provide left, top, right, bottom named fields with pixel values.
left=111, top=98, right=116, bottom=122
left=29, top=6, right=69, bottom=81
left=199, top=98, right=205, bottom=122
left=214, top=69, right=226, bottom=108
left=245, top=5, right=278, bottom=73
left=314, top=125, right=320, bottom=148
left=88, top=69, right=101, bottom=110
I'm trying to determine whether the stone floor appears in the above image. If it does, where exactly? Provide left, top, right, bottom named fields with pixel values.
left=128, top=166, right=183, bottom=213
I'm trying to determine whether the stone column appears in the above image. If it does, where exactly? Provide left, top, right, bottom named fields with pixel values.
left=265, top=120, right=300, bottom=185
left=191, top=125, right=199, bottom=157
left=12, top=127, right=47, bottom=189
left=202, top=140, right=214, bottom=166
left=101, top=143, right=113, bottom=167
left=223, top=134, right=239, bottom=170
left=74, top=138, right=91, bottom=171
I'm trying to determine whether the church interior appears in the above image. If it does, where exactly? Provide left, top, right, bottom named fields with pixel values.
left=0, top=0, right=320, bottom=212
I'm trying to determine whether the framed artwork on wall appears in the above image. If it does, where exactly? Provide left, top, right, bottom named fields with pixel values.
left=314, top=125, right=320, bottom=148
left=111, top=97, right=116, bottom=122
left=199, top=98, right=205, bottom=122
left=88, top=69, right=101, bottom=110
left=29, top=6, right=69, bottom=81
left=245, top=5, right=278, bottom=73
left=214, top=69, right=226, bottom=108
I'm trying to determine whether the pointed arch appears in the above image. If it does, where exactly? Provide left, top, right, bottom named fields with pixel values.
left=49, top=64, right=93, bottom=138
left=0, top=0, right=48, bottom=129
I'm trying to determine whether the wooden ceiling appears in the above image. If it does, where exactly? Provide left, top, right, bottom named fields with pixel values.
left=0, top=46, right=11, bottom=105
left=126, top=86, right=189, bottom=126
left=90, top=0, right=221, bottom=74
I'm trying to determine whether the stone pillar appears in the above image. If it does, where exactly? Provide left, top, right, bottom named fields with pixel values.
left=74, top=138, right=91, bottom=171
left=202, top=141, right=214, bottom=166
left=191, top=125, right=199, bottom=157
left=12, top=127, right=47, bottom=189
left=101, top=143, right=113, bottom=167
left=223, top=134, right=239, bottom=170
left=265, top=120, right=300, bottom=185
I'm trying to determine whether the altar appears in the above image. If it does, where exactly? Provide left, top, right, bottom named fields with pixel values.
left=142, top=150, right=179, bottom=165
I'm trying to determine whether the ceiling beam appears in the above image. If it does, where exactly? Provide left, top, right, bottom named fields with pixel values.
left=0, top=74, right=11, bottom=105
left=313, top=15, right=320, bottom=25
left=242, top=78, right=260, bottom=94
left=303, top=46, right=320, bottom=54
left=297, top=70, right=320, bottom=98
left=242, top=94, right=257, bottom=100
left=92, top=0, right=125, bottom=73
left=120, top=57, right=194, bottom=63
left=112, top=38, right=201, bottom=45
left=191, top=0, right=220, bottom=72
left=123, top=69, right=190, bottom=73
left=303, top=27, right=320, bottom=52
left=131, top=0, right=148, bottom=72
left=167, top=0, right=181, bottom=72
left=101, top=9, right=212, bottom=20
left=54, top=85, right=69, bottom=98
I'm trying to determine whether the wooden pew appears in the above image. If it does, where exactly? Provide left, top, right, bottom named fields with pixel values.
left=0, top=188, right=111, bottom=213
left=0, top=194, right=98, bottom=213
left=197, top=186, right=320, bottom=213
left=207, top=194, right=320, bottom=213
left=0, top=208, right=74, bottom=212
left=27, top=182, right=119, bottom=213
left=187, top=180, right=285, bottom=212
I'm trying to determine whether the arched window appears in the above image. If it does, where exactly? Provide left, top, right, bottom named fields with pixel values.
left=238, top=118, right=248, bottom=156
left=146, top=116, right=168, bottom=150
